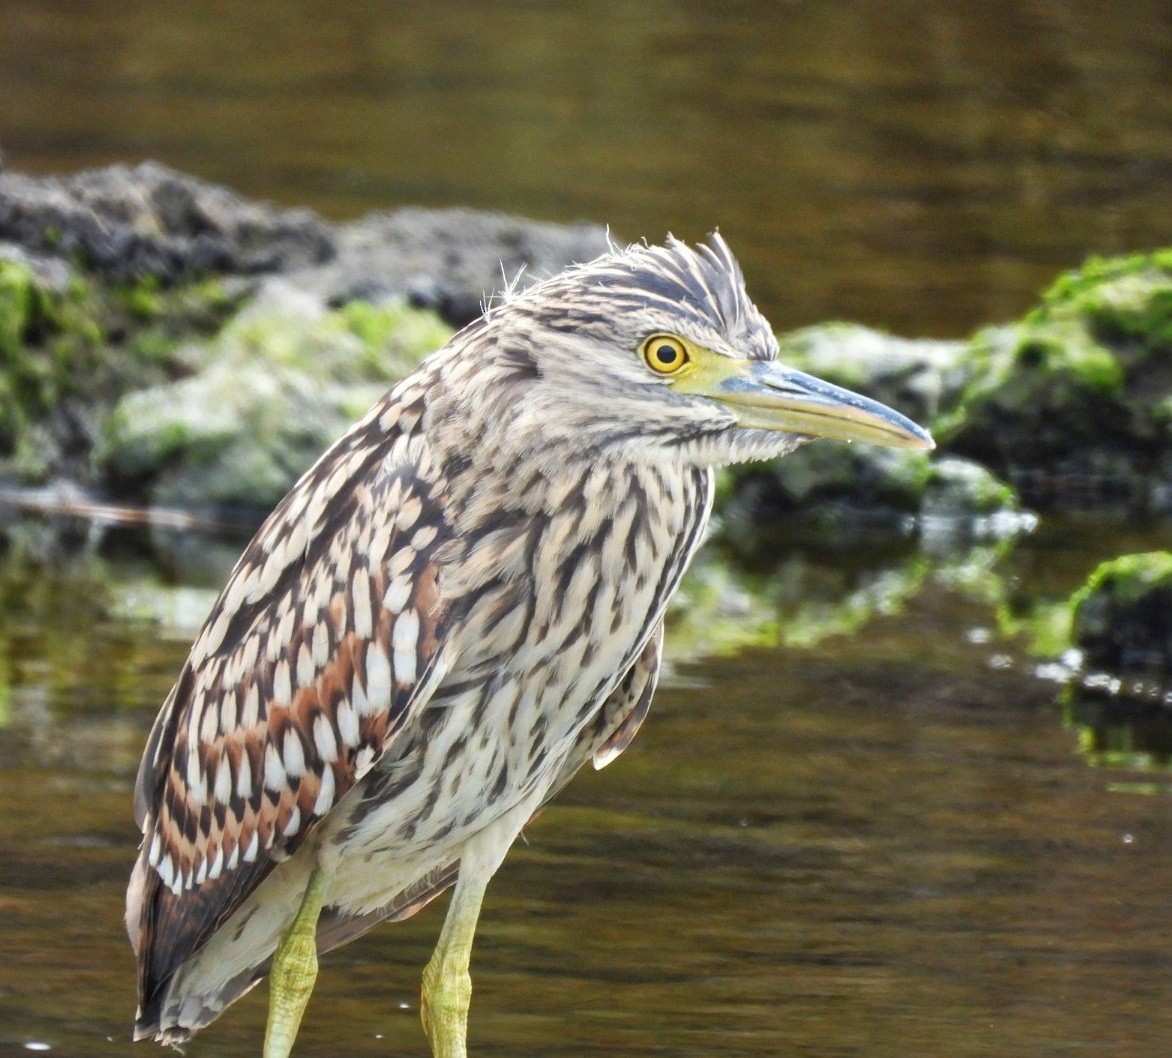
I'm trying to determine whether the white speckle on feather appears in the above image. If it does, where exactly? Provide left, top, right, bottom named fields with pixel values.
left=365, top=643, right=392, bottom=707
left=392, top=610, right=420, bottom=685
left=283, top=729, right=305, bottom=778
left=314, top=767, right=335, bottom=816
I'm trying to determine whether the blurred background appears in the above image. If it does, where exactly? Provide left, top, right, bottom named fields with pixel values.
left=4, top=0, right=1171, bottom=335
left=2, top=3, right=1171, bottom=1057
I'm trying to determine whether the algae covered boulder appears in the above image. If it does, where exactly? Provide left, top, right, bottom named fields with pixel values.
left=0, top=252, right=134, bottom=482
left=723, top=323, right=1020, bottom=545
left=943, top=251, right=1172, bottom=510
left=777, top=322, right=973, bottom=428
left=101, top=286, right=452, bottom=510
left=1070, top=552, right=1172, bottom=681
left=0, top=163, right=612, bottom=507
left=722, top=445, right=1018, bottom=555
left=0, top=247, right=244, bottom=486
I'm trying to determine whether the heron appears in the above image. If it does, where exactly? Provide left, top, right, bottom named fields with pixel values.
left=126, top=234, right=933, bottom=1058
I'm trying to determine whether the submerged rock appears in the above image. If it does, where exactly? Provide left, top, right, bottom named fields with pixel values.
left=722, top=444, right=1019, bottom=555
left=1070, top=552, right=1172, bottom=682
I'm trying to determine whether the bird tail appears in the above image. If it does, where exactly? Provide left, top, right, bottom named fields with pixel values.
left=129, top=855, right=459, bottom=1044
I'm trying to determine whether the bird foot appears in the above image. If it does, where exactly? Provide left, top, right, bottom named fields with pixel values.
left=420, top=957, right=472, bottom=1058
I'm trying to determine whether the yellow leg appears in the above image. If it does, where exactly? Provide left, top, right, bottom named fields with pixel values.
left=264, top=865, right=331, bottom=1058
left=420, top=869, right=491, bottom=1058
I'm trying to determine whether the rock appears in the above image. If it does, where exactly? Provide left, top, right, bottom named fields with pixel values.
left=0, top=162, right=335, bottom=284
left=722, top=443, right=1018, bottom=552
left=0, top=242, right=74, bottom=293
left=714, top=322, right=1023, bottom=548
left=319, top=208, right=614, bottom=327
left=100, top=286, right=452, bottom=510
left=723, top=321, right=1022, bottom=550
left=920, top=456, right=1019, bottom=518
left=0, top=256, right=105, bottom=480
left=0, top=163, right=612, bottom=502
left=0, top=251, right=247, bottom=487
left=1071, top=552, right=1172, bottom=681
left=777, top=322, right=972, bottom=428
left=944, top=251, right=1172, bottom=511
left=0, top=162, right=612, bottom=327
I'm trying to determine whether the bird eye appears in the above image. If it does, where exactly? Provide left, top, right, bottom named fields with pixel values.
left=641, top=334, right=690, bottom=375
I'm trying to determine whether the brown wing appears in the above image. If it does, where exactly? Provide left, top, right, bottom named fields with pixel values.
left=127, top=392, right=452, bottom=1029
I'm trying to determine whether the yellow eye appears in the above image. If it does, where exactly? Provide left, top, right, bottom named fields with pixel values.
left=641, top=334, right=690, bottom=375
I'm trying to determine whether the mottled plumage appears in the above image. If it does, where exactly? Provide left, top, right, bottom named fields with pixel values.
left=127, top=234, right=931, bottom=1056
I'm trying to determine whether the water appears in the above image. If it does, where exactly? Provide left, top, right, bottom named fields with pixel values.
left=3, top=1, right=1172, bottom=336
left=0, top=515, right=1169, bottom=1057
left=1, top=2, right=1171, bottom=1054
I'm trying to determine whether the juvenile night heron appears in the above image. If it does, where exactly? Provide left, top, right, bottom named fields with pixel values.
left=126, top=235, right=932, bottom=1058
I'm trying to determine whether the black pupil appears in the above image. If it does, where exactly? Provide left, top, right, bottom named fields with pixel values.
left=654, top=344, right=679, bottom=365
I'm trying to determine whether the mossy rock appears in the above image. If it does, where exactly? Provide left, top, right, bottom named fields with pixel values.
left=920, top=456, right=1019, bottom=518
left=944, top=250, right=1172, bottom=502
left=725, top=444, right=931, bottom=535
left=721, top=440, right=1017, bottom=555
left=777, top=322, right=972, bottom=428
left=0, top=257, right=107, bottom=479
left=1070, top=552, right=1172, bottom=679
left=0, top=252, right=245, bottom=485
left=101, top=291, right=452, bottom=509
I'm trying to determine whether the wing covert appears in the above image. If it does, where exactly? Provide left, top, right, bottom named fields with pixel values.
left=128, top=393, right=453, bottom=1016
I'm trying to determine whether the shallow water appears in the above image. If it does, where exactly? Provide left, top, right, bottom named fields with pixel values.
left=0, top=516, right=1170, bottom=1058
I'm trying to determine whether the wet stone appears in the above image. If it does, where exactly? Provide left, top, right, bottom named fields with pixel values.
left=1070, top=552, right=1172, bottom=681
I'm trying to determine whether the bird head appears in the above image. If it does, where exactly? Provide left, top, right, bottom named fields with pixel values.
left=446, top=234, right=934, bottom=469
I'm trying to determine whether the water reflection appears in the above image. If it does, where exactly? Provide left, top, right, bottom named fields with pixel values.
left=1, top=511, right=1170, bottom=1055
left=1066, top=686, right=1172, bottom=771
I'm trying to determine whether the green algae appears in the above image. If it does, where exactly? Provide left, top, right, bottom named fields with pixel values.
left=943, top=250, right=1172, bottom=487
left=0, top=260, right=246, bottom=484
left=101, top=296, right=452, bottom=509
left=1071, top=551, right=1172, bottom=611
left=1031, top=249, right=1172, bottom=354
left=1067, top=551, right=1172, bottom=684
left=0, top=262, right=101, bottom=445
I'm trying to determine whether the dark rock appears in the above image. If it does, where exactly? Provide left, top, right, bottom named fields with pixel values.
left=1071, top=552, right=1172, bottom=680
left=943, top=251, right=1172, bottom=512
left=0, top=162, right=335, bottom=284
left=313, top=207, right=613, bottom=327
left=0, top=163, right=612, bottom=327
